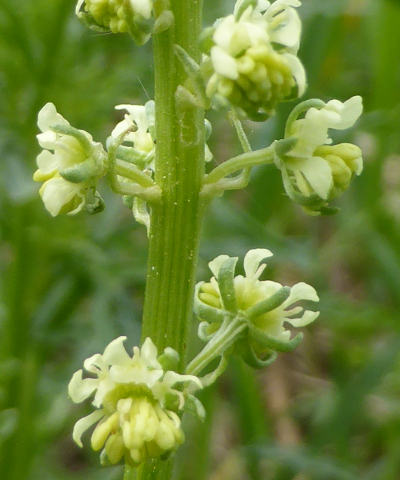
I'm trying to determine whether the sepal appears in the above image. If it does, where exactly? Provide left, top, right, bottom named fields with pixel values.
left=185, top=394, right=206, bottom=421
left=216, top=256, right=238, bottom=313
left=194, top=283, right=228, bottom=324
left=249, top=325, right=304, bottom=352
left=60, top=159, right=101, bottom=184
left=158, top=347, right=180, bottom=372
left=85, top=190, right=105, bottom=215
left=239, top=342, right=278, bottom=369
left=246, top=286, right=291, bottom=320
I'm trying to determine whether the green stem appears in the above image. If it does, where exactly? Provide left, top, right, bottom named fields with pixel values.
left=204, top=146, right=274, bottom=186
left=186, top=317, right=247, bottom=376
left=115, top=160, right=156, bottom=188
left=132, top=1, right=205, bottom=479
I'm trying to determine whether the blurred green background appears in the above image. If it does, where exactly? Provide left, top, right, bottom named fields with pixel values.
left=1, top=0, right=400, bottom=479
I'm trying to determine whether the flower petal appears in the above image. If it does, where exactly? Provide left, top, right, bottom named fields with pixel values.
left=68, top=370, right=98, bottom=403
left=286, top=310, right=319, bottom=328
left=286, top=282, right=319, bottom=305
left=211, top=46, right=239, bottom=80
left=37, top=131, right=57, bottom=150
left=141, top=337, right=161, bottom=368
left=208, top=254, right=231, bottom=278
left=243, top=249, right=273, bottom=279
left=283, top=53, right=306, bottom=96
left=130, top=0, right=153, bottom=19
left=269, top=5, right=301, bottom=52
left=102, top=336, right=130, bottom=365
left=40, top=177, right=82, bottom=217
left=84, top=353, right=105, bottom=374
left=162, top=371, right=203, bottom=391
left=75, top=0, right=85, bottom=15
left=297, top=156, right=333, bottom=200
left=72, top=410, right=104, bottom=447
left=37, top=102, right=69, bottom=132
left=325, top=96, right=363, bottom=130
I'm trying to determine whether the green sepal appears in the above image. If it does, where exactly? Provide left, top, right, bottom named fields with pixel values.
left=318, top=205, right=340, bottom=216
left=240, top=343, right=278, bottom=369
left=194, top=283, right=227, bottom=324
left=198, top=321, right=220, bottom=342
left=285, top=99, right=326, bottom=137
left=246, top=286, right=291, bottom=320
left=51, top=124, right=93, bottom=153
left=249, top=109, right=272, bottom=122
left=185, top=394, right=206, bottom=421
left=217, top=257, right=238, bottom=313
left=60, top=159, right=99, bottom=184
left=273, top=138, right=298, bottom=157
left=199, top=354, right=229, bottom=388
left=249, top=326, right=304, bottom=352
left=76, top=11, right=110, bottom=34
left=114, top=145, right=154, bottom=169
left=85, top=190, right=105, bottom=215
left=158, top=347, right=180, bottom=371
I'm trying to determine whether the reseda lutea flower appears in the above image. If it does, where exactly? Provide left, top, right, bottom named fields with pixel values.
left=68, top=337, right=203, bottom=466
left=202, top=0, right=306, bottom=120
left=195, top=249, right=319, bottom=367
left=34, top=103, right=106, bottom=217
left=274, top=96, right=363, bottom=214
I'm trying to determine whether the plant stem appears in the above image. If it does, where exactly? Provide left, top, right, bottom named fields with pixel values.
left=131, top=1, right=205, bottom=479
left=186, top=317, right=247, bottom=376
left=204, top=146, right=274, bottom=186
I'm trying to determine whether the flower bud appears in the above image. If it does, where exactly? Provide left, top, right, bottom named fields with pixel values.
left=202, top=0, right=306, bottom=120
left=274, top=96, right=363, bottom=214
left=68, top=337, right=203, bottom=466
left=76, top=0, right=167, bottom=45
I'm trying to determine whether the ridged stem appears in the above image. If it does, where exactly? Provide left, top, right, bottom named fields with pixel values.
left=129, top=1, right=205, bottom=479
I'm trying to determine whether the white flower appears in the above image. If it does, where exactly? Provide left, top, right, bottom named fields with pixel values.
left=68, top=337, right=202, bottom=465
left=275, top=96, right=363, bottom=214
left=34, top=103, right=106, bottom=216
left=112, top=102, right=155, bottom=155
left=196, top=249, right=319, bottom=358
left=203, top=0, right=305, bottom=119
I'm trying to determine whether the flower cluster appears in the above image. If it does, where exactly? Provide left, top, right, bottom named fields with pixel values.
left=195, top=249, right=319, bottom=366
left=202, top=0, right=306, bottom=120
left=69, top=337, right=203, bottom=466
left=33, top=103, right=106, bottom=217
left=274, top=96, right=363, bottom=214
left=75, top=0, right=171, bottom=45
